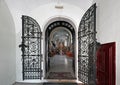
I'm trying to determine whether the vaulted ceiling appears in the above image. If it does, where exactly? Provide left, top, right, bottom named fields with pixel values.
left=4, top=0, right=94, bottom=33
left=5, top=0, right=93, bottom=12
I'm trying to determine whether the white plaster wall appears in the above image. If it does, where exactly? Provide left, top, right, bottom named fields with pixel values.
left=93, top=0, right=120, bottom=85
left=15, top=3, right=85, bottom=81
left=0, top=0, right=16, bottom=85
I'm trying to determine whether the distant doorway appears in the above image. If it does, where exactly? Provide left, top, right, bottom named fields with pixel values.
left=45, top=21, right=76, bottom=79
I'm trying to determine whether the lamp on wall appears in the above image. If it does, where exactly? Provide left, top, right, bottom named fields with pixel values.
left=54, top=0, right=63, bottom=21
left=55, top=0, right=63, bottom=9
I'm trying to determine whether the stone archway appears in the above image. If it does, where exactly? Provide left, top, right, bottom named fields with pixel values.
left=44, top=20, right=76, bottom=79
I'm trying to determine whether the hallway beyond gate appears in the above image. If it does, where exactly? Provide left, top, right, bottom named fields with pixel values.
left=46, top=55, right=75, bottom=79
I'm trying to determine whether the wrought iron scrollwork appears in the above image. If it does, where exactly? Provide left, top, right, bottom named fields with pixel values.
left=20, top=15, right=42, bottom=80
left=78, top=4, right=96, bottom=85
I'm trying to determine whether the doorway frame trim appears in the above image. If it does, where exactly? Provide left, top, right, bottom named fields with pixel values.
left=43, top=16, right=78, bottom=79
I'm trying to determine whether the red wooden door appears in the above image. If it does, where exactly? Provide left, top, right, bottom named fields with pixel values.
left=97, top=42, right=116, bottom=85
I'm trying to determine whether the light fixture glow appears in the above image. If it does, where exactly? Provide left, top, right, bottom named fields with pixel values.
left=55, top=5, right=63, bottom=9
left=55, top=0, right=63, bottom=9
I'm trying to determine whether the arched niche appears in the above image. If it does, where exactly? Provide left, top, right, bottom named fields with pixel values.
left=44, top=18, right=77, bottom=79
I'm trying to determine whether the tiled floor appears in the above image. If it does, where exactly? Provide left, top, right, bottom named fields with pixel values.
left=13, top=55, right=84, bottom=85
left=13, top=82, right=83, bottom=85
left=46, top=55, right=75, bottom=79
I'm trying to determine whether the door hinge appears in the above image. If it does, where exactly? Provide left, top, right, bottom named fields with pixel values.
left=40, top=54, right=43, bottom=62
left=40, top=32, right=43, bottom=39
left=40, top=69, right=43, bottom=77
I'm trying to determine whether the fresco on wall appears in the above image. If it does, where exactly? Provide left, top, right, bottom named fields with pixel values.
left=48, top=27, right=73, bottom=58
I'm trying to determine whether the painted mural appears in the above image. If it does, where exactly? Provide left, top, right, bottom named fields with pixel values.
left=48, top=27, right=73, bottom=57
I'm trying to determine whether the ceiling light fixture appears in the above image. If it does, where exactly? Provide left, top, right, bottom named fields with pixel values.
left=55, top=0, right=63, bottom=9
left=55, top=5, right=63, bottom=9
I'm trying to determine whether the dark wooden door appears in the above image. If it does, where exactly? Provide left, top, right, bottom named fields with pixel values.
left=97, top=42, right=116, bottom=85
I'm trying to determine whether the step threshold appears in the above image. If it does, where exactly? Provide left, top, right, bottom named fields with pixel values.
left=14, top=79, right=83, bottom=85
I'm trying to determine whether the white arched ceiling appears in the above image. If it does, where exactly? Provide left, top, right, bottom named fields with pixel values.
left=5, top=0, right=93, bottom=33
left=5, top=0, right=93, bottom=13
left=29, top=3, right=84, bottom=31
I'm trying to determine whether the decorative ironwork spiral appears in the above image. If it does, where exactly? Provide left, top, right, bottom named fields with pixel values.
left=21, top=15, right=42, bottom=80
left=78, top=4, right=96, bottom=85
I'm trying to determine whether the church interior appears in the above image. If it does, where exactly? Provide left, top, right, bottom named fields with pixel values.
left=0, top=0, right=119, bottom=85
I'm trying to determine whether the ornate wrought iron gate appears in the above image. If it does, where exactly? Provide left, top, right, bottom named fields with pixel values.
left=19, top=16, right=42, bottom=80
left=78, top=4, right=96, bottom=85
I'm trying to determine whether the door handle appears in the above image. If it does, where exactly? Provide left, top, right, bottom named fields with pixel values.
left=19, top=43, right=28, bottom=48
left=19, top=43, right=28, bottom=52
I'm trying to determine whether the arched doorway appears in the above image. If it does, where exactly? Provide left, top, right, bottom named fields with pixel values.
left=19, top=4, right=97, bottom=85
left=45, top=21, right=76, bottom=79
